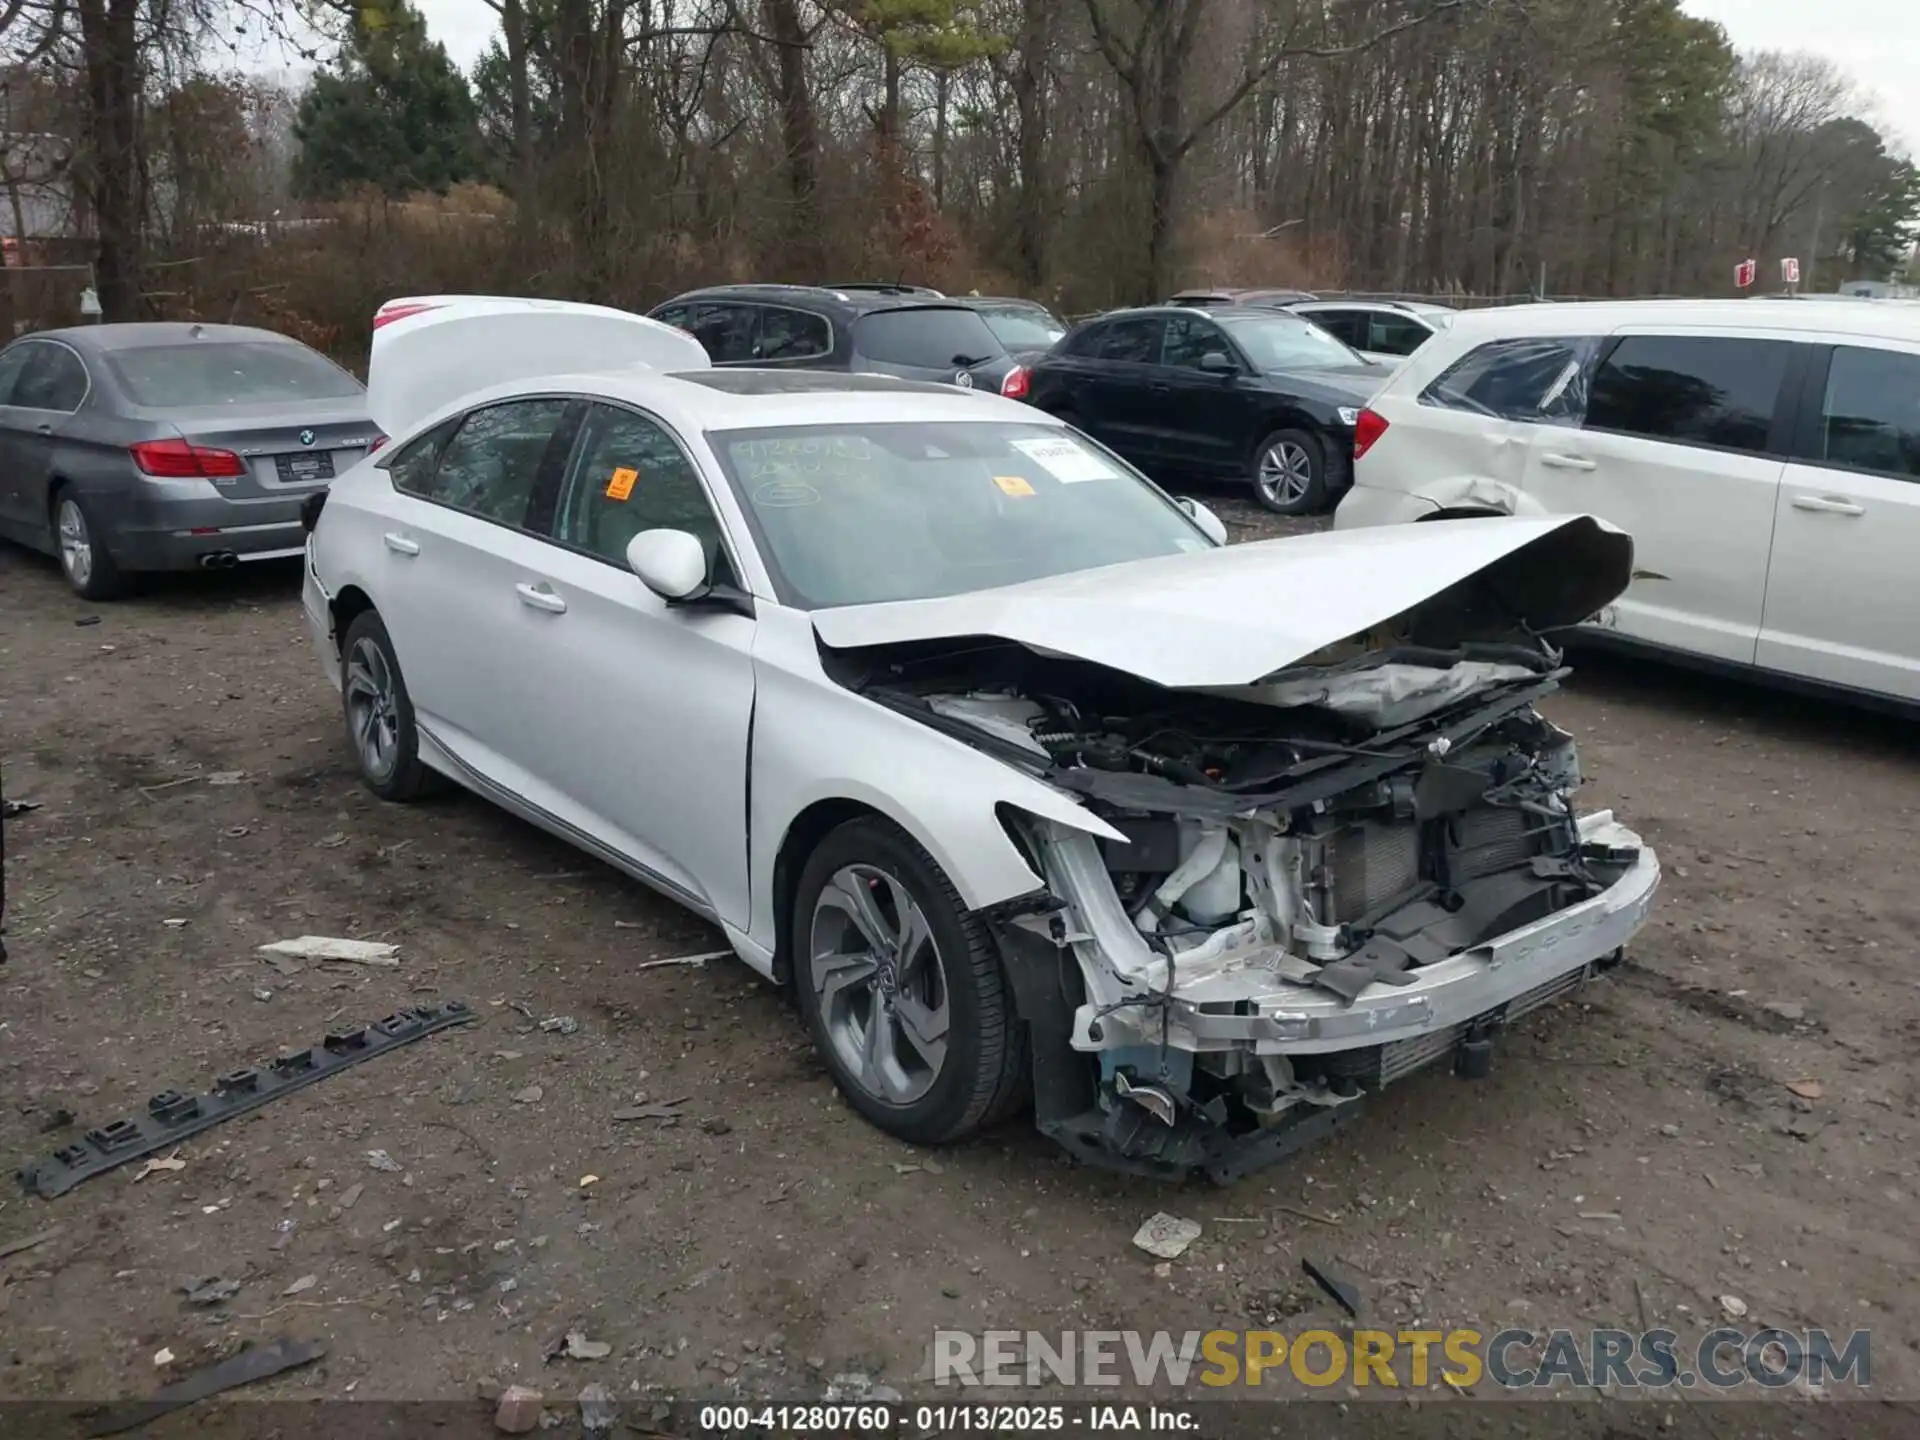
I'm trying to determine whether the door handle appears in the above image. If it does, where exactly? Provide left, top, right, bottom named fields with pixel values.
left=382, top=532, right=420, bottom=555
left=1791, top=495, right=1865, bottom=516
left=1538, top=453, right=1597, bottom=471
left=515, top=581, right=567, bottom=614
left=34, top=422, right=53, bottom=435
left=1150, top=381, right=1171, bottom=394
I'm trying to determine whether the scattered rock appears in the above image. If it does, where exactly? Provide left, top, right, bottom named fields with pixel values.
left=513, top=1086, right=545, bottom=1105
left=153, top=1348, right=175, bottom=1367
left=182, top=1277, right=242, bottom=1307
left=494, top=1385, right=544, bottom=1434
left=338, top=1183, right=365, bottom=1210
left=562, top=1330, right=612, bottom=1361
left=1720, top=1295, right=1749, bottom=1320
left=539, top=1016, right=579, bottom=1035
left=1785, top=1078, right=1824, bottom=1100
left=366, top=1149, right=403, bottom=1173
left=1659, top=1124, right=1682, bottom=1138
left=476, top=1376, right=504, bottom=1402
left=700, top=1117, right=732, bottom=1136
left=283, top=1274, right=318, bottom=1296
left=578, top=1383, right=617, bottom=1433
left=1132, top=1212, right=1201, bottom=1260
left=1762, top=1000, right=1806, bottom=1023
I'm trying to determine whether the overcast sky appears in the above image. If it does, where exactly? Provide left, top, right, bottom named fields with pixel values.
left=285, top=0, right=1920, bottom=156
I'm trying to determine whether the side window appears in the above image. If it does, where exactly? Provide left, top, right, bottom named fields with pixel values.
left=12, top=343, right=89, bottom=411
left=1818, top=346, right=1920, bottom=480
left=1099, top=316, right=1166, bottom=364
left=0, top=343, right=38, bottom=405
left=428, top=399, right=574, bottom=525
left=1367, top=313, right=1434, bottom=357
left=758, top=306, right=831, bottom=361
left=1062, top=322, right=1107, bottom=358
left=1584, top=335, right=1791, bottom=456
left=689, top=303, right=760, bottom=364
left=385, top=417, right=459, bottom=500
left=1161, top=313, right=1235, bottom=370
left=552, top=403, right=728, bottom=574
left=651, top=303, right=692, bottom=331
left=1422, top=336, right=1600, bottom=425
left=1307, top=311, right=1368, bottom=348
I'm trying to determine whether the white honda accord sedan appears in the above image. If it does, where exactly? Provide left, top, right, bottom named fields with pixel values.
left=301, top=297, right=1660, bottom=1181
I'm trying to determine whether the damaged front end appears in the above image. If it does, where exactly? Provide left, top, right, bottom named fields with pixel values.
left=837, top=608, right=1659, bottom=1182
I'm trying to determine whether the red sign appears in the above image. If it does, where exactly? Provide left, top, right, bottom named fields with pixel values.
left=1735, top=258, right=1757, bottom=289
left=1782, top=257, right=1801, bottom=284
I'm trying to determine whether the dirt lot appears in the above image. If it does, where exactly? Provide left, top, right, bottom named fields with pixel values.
left=2, top=495, right=1917, bottom=1435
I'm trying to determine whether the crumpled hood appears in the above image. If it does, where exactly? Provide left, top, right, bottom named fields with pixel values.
left=1263, top=366, right=1385, bottom=406
left=811, top=514, right=1632, bottom=689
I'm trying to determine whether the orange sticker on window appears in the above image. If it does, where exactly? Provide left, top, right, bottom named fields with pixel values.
left=605, top=467, right=639, bottom=501
left=993, top=474, right=1036, bottom=497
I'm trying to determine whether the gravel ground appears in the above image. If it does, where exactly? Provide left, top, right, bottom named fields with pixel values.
left=1, top=499, right=1916, bottom=1435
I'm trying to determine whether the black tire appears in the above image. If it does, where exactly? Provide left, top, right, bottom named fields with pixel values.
left=1250, top=427, right=1329, bottom=515
left=793, top=816, right=1027, bottom=1145
left=50, top=488, right=130, bottom=601
left=339, top=610, right=437, bottom=802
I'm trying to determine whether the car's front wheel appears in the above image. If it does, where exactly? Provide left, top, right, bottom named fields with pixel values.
left=794, top=817, right=1027, bottom=1145
left=340, top=610, right=437, bottom=802
left=52, top=490, right=129, bottom=601
left=1251, top=428, right=1328, bottom=515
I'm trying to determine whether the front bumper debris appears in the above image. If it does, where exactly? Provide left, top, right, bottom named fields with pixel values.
left=994, top=812, right=1658, bottom=1182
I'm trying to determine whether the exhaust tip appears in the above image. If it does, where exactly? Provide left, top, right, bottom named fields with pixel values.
left=199, top=551, right=239, bottom=570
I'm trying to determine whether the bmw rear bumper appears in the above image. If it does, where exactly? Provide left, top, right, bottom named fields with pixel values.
left=104, top=480, right=315, bottom=570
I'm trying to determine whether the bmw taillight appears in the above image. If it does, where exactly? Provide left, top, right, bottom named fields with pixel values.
left=130, top=438, right=247, bottom=478
left=372, top=302, right=440, bottom=330
left=1352, top=408, right=1390, bottom=462
left=1000, top=364, right=1030, bottom=401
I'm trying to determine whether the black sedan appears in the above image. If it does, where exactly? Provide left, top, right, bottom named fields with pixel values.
left=1023, top=305, right=1387, bottom=514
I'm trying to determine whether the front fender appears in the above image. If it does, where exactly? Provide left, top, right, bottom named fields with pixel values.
left=746, top=642, right=1124, bottom=957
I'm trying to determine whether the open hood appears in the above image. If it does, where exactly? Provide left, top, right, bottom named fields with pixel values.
left=366, top=296, right=709, bottom=439
left=811, top=514, right=1632, bottom=689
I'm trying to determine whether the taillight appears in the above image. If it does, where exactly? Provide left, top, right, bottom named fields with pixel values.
left=372, top=301, right=440, bottom=330
left=130, top=438, right=247, bottom=478
left=1000, top=364, right=1030, bottom=400
left=1352, top=408, right=1389, bottom=462
left=368, top=434, right=389, bottom=455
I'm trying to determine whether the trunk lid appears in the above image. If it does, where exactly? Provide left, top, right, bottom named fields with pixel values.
left=158, top=401, right=383, bottom=497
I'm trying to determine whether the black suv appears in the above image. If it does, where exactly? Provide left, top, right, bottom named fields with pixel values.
left=648, top=284, right=1024, bottom=395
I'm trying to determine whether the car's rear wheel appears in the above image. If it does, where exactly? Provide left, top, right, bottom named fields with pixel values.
left=794, top=817, right=1026, bottom=1145
left=1251, top=428, right=1328, bottom=515
left=340, top=610, right=437, bottom=802
left=52, top=490, right=129, bottom=601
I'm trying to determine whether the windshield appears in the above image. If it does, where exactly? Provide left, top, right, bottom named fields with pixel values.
left=977, top=307, right=1067, bottom=350
left=710, top=421, right=1214, bottom=608
left=104, top=341, right=364, bottom=407
left=1216, top=312, right=1366, bottom=371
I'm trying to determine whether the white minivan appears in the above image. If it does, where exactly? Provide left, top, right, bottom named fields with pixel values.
left=1334, top=299, right=1920, bottom=705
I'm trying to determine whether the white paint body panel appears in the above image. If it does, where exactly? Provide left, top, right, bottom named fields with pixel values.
left=1336, top=297, right=1920, bottom=701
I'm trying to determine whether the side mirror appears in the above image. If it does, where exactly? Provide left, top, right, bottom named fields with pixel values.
left=1198, top=352, right=1236, bottom=375
left=626, top=528, right=709, bottom=602
left=1176, top=497, right=1229, bottom=546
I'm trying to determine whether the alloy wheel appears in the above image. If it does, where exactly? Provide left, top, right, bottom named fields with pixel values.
left=343, top=636, right=401, bottom=781
left=57, top=499, right=92, bottom=589
left=1256, top=440, right=1315, bottom=507
left=809, top=864, right=950, bottom=1106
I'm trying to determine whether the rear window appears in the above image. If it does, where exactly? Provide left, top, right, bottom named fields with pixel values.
left=853, top=307, right=1003, bottom=368
left=1421, top=336, right=1599, bottom=424
left=104, top=341, right=364, bottom=407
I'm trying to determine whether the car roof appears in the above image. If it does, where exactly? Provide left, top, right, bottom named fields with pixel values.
left=1169, top=287, right=1316, bottom=304
left=27, top=321, right=300, bottom=354
left=955, top=296, right=1055, bottom=310
left=447, top=366, right=1064, bottom=436
left=662, top=284, right=971, bottom=316
left=1439, top=296, right=1920, bottom=344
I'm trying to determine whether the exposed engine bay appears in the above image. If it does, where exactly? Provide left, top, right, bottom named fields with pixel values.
left=828, top=606, right=1658, bottom=1182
